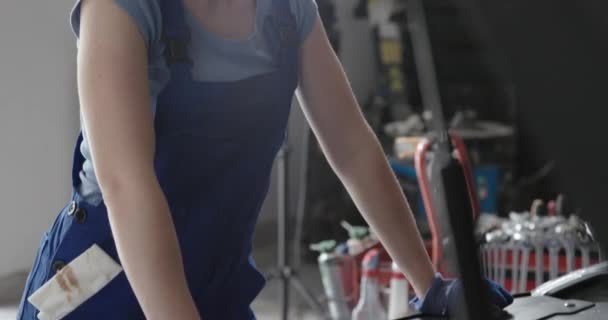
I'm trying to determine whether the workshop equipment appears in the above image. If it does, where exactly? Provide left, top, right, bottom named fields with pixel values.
left=479, top=208, right=603, bottom=294
left=406, top=0, right=490, bottom=317
left=352, top=249, right=388, bottom=320
left=392, top=0, right=608, bottom=317
left=388, top=262, right=410, bottom=319
left=415, top=134, right=480, bottom=273
left=502, top=262, right=608, bottom=320
left=312, top=223, right=390, bottom=318
left=310, top=240, right=351, bottom=320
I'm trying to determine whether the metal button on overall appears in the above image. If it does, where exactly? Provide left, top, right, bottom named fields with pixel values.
left=52, top=260, right=66, bottom=273
left=67, top=201, right=76, bottom=215
left=74, top=208, right=87, bottom=224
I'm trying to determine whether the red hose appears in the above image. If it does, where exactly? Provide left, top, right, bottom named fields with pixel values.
left=451, top=134, right=481, bottom=220
left=415, top=138, right=442, bottom=267
left=414, top=135, right=480, bottom=270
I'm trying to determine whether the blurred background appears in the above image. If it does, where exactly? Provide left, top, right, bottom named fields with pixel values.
left=2, top=0, right=607, bottom=319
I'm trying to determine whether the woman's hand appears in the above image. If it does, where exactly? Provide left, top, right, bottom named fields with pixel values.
left=78, top=0, right=199, bottom=318
left=410, top=274, right=513, bottom=316
left=296, top=15, right=435, bottom=297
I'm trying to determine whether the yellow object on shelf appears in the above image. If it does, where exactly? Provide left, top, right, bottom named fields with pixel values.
left=394, top=136, right=424, bottom=160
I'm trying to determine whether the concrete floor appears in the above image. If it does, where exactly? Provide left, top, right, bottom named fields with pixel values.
left=0, top=244, right=325, bottom=320
left=250, top=243, right=325, bottom=320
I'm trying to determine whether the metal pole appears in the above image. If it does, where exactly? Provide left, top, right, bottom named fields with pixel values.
left=265, top=137, right=325, bottom=319
left=404, top=1, right=488, bottom=318
left=404, top=0, right=449, bottom=153
left=276, top=145, right=291, bottom=320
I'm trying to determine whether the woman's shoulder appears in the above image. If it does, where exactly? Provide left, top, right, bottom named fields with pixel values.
left=287, top=0, right=318, bottom=42
left=260, top=0, right=318, bottom=42
left=71, top=0, right=163, bottom=47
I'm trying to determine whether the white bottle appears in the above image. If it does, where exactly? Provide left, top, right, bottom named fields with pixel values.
left=352, top=249, right=387, bottom=320
left=388, top=262, right=410, bottom=319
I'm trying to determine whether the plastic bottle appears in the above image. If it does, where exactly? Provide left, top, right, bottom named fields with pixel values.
left=388, top=262, right=410, bottom=319
left=310, top=240, right=351, bottom=320
left=341, top=221, right=369, bottom=256
left=335, top=243, right=358, bottom=308
left=352, top=249, right=387, bottom=320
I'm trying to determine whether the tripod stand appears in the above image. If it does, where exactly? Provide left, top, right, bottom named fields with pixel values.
left=264, top=142, right=325, bottom=319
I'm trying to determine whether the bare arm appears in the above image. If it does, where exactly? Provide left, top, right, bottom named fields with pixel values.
left=78, top=0, right=199, bottom=318
left=297, top=16, right=435, bottom=297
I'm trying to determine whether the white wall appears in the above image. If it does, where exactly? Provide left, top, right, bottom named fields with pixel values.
left=0, top=0, right=78, bottom=275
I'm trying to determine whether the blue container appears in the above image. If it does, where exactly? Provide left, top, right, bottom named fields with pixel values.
left=390, top=159, right=500, bottom=217
left=474, top=165, right=500, bottom=214
left=389, top=160, right=427, bottom=219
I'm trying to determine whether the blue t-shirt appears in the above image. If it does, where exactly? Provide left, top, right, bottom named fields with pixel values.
left=70, top=0, right=318, bottom=205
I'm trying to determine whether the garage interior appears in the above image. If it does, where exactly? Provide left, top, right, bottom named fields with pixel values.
left=1, top=0, right=608, bottom=319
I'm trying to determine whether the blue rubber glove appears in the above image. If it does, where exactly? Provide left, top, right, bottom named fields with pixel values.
left=410, top=273, right=513, bottom=316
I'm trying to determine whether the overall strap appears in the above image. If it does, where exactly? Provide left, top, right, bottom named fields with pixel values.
left=161, top=0, right=192, bottom=67
left=271, top=0, right=296, bottom=27
left=268, top=0, right=299, bottom=77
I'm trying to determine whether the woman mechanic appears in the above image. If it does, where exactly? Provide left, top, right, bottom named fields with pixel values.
left=18, top=0, right=512, bottom=319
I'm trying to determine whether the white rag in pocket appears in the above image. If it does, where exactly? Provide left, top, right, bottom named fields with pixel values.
left=28, top=244, right=123, bottom=320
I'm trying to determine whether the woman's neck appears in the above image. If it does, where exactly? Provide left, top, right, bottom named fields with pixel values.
left=184, top=0, right=257, bottom=40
